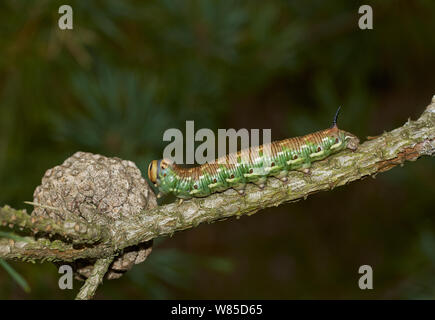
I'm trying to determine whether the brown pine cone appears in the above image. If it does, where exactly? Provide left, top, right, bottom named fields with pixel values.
left=32, top=151, right=157, bottom=280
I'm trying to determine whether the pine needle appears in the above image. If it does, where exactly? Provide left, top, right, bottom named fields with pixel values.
left=0, top=258, right=31, bottom=293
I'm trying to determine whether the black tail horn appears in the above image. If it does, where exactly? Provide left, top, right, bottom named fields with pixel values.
left=331, top=106, right=341, bottom=128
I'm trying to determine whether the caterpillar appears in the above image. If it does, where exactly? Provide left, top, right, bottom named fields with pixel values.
left=148, top=108, right=359, bottom=200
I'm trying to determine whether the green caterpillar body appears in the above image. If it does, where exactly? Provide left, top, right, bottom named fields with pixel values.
left=148, top=110, right=359, bottom=200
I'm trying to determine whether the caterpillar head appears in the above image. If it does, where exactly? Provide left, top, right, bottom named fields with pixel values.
left=147, top=158, right=174, bottom=186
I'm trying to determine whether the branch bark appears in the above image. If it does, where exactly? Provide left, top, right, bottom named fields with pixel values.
left=1, top=95, right=435, bottom=298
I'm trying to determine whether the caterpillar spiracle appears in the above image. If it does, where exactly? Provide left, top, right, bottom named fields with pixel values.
left=148, top=108, right=359, bottom=200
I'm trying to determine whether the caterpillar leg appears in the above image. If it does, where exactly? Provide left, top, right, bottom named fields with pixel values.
left=232, top=182, right=246, bottom=195
left=243, top=167, right=267, bottom=189
left=273, top=170, right=289, bottom=182
left=297, top=166, right=311, bottom=175
left=300, top=168, right=311, bottom=174
left=236, top=189, right=245, bottom=195
left=253, top=177, right=267, bottom=189
left=296, top=161, right=312, bottom=175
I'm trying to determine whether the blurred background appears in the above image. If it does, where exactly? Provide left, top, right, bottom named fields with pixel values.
left=0, top=0, right=434, bottom=299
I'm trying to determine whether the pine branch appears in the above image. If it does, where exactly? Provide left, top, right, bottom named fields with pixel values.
left=0, top=236, right=114, bottom=263
left=1, top=204, right=109, bottom=244
left=0, top=95, right=434, bottom=299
